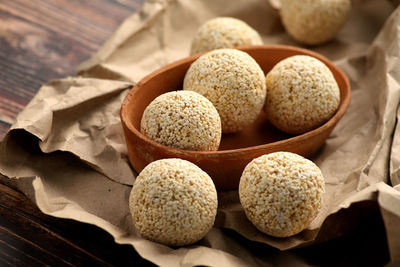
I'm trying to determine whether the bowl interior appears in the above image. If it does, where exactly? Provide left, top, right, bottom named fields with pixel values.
left=125, top=45, right=350, bottom=151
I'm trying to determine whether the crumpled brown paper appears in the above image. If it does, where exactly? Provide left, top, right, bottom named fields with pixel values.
left=1, top=0, right=400, bottom=266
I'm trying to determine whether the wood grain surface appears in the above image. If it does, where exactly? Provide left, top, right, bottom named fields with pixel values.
left=0, top=0, right=394, bottom=266
left=0, top=0, right=142, bottom=137
left=0, top=0, right=153, bottom=265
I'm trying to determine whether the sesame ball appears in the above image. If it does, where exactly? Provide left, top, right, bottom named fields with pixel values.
left=140, top=91, right=221, bottom=151
left=280, top=0, right=351, bottom=45
left=184, top=49, right=267, bottom=133
left=265, top=55, right=340, bottom=134
left=129, top=158, right=218, bottom=246
left=190, top=17, right=263, bottom=55
left=239, top=152, right=325, bottom=237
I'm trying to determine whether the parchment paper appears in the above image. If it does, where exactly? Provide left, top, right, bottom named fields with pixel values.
left=1, top=0, right=400, bottom=266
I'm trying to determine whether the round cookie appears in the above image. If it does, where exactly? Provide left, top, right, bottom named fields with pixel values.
left=190, top=17, right=263, bottom=55
left=129, top=158, right=218, bottom=246
left=264, top=55, right=340, bottom=134
left=141, top=91, right=221, bottom=151
left=280, top=0, right=351, bottom=45
left=184, top=49, right=266, bottom=133
left=239, top=152, right=325, bottom=237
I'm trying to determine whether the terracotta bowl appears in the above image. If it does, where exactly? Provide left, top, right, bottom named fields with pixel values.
left=121, top=45, right=351, bottom=191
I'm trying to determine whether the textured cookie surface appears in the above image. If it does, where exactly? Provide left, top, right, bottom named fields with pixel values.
left=265, top=55, right=340, bottom=134
left=141, top=91, right=221, bottom=151
left=129, top=158, right=218, bottom=246
left=239, top=152, right=325, bottom=237
left=184, top=49, right=266, bottom=133
left=190, top=17, right=262, bottom=55
left=280, top=0, right=351, bottom=45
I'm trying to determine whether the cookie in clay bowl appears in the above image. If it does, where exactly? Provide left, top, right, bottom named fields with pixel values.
left=120, top=45, right=350, bottom=190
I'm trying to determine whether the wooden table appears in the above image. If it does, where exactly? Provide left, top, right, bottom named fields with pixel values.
left=0, top=1, right=154, bottom=265
left=0, top=0, right=394, bottom=266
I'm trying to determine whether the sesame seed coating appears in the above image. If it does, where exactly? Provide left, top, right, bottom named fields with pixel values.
left=140, top=91, right=221, bottom=151
left=280, top=0, right=351, bottom=45
left=265, top=55, right=340, bottom=134
left=239, top=152, right=325, bottom=237
left=129, top=158, right=218, bottom=246
left=190, top=17, right=263, bottom=55
left=184, top=49, right=267, bottom=133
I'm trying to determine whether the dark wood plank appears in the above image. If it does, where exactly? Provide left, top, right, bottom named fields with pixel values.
left=0, top=253, right=17, bottom=267
left=0, top=176, right=153, bottom=266
left=0, top=198, right=114, bottom=265
left=1, top=0, right=134, bottom=48
left=0, top=227, right=71, bottom=267
left=0, top=0, right=156, bottom=265
left=0, top=0, right=144, bottom=139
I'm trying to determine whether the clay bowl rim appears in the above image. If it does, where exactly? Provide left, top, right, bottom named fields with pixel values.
left=121, top=44, right=351, bottom=156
